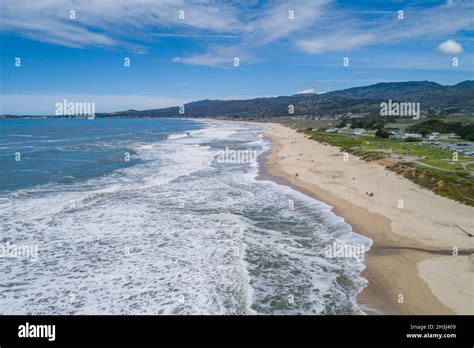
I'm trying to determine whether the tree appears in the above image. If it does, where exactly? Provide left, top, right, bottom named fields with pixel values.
left=338, top=119, right=347, bottom=128
left=375, top=128, right=390, bottom=138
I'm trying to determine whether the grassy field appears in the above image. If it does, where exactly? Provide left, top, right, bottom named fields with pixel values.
left=298, top=129, right=474, bottom=206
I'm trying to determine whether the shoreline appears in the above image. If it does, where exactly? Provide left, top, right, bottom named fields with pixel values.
left=255, top=155, right=399, bottom=315
left=249, top=121, right=474, bottom=315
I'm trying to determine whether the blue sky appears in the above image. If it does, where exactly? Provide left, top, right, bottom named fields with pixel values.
left=1, top=0, right=473, bottom=115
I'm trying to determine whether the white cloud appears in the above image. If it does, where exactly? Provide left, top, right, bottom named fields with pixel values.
left=176, top=0, right=330, bottom=67
left=297, top=88, right=314, bottom=94
left=297, top=33, right=375, bottom=54
left=244, top=0, right=330, bottom=43
left=0, top=0, right=331, bottom=65
left=296, top=1, right=474, bottom=54
left=177, top=44, right=259, bottom=68
left=437, top=39, right=463, bottom=54
left=179, top=53, right=234, bottom=68
left=0, top=0, right=242, bottom=52
left=1, top=0, right=472, bottom=66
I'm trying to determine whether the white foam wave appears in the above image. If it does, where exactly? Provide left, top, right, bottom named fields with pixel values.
left=1, top=120, right=369, bottom=315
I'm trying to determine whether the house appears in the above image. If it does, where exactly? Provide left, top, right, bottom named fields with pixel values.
left=402, top=133, right=422, bottom=139
left=349, top=129, right=364, bottom=136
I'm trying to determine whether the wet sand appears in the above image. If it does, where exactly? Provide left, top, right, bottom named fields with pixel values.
left=254, top=122, right=474, bottom=315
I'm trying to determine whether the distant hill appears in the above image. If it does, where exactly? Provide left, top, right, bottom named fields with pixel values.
left=324, top=81, right=444, bottom=100
left=454, top=80, right=474, bottom=89
left=2, top=81, right=469, bottom=119
left=97, top=80, right=473, bottom=119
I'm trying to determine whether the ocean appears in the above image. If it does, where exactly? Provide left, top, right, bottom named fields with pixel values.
left=0, top=118, right=371, bottom=314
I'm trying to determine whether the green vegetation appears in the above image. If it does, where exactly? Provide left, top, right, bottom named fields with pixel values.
left=349, top=116, right=397, bottom=130
left=297, top=128, right=474, bottom=206
left=388, top=162, right=474, bottom=206
left=404, top=137, right=422, bottom=142
left=407, top=119, right=474, bottom=140
left=375, top=128, right=390, bottom=138
left=467, top=163, right=474, bottom=172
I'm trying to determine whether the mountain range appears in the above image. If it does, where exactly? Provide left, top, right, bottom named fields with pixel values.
left=99, top=80, right=473, bottom=119
left=2, top=81, right=473, bottom=119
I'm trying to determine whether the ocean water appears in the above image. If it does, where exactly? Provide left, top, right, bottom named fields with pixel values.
left=0, top=118, right=371, bottom=315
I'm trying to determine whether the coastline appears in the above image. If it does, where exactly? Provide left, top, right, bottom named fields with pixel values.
left=251, top=121, right=474, bottom=315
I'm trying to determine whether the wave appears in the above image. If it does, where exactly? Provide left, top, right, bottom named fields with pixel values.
left=0, top=120, right=369, bottom=315
left=167, top=133, right=189, bottom=140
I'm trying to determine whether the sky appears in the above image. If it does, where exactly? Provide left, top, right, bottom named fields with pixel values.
left=0, top=0, right=473, bottom=115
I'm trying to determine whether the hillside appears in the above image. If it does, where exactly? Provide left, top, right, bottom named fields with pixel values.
left=97, top=80, right=473, bottom=119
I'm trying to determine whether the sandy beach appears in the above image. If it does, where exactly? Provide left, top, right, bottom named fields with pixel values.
left=256, top=122, right=474, bottom=315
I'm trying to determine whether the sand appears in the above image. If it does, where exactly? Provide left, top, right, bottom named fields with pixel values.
left=256, top=122, right=474, bottom=315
